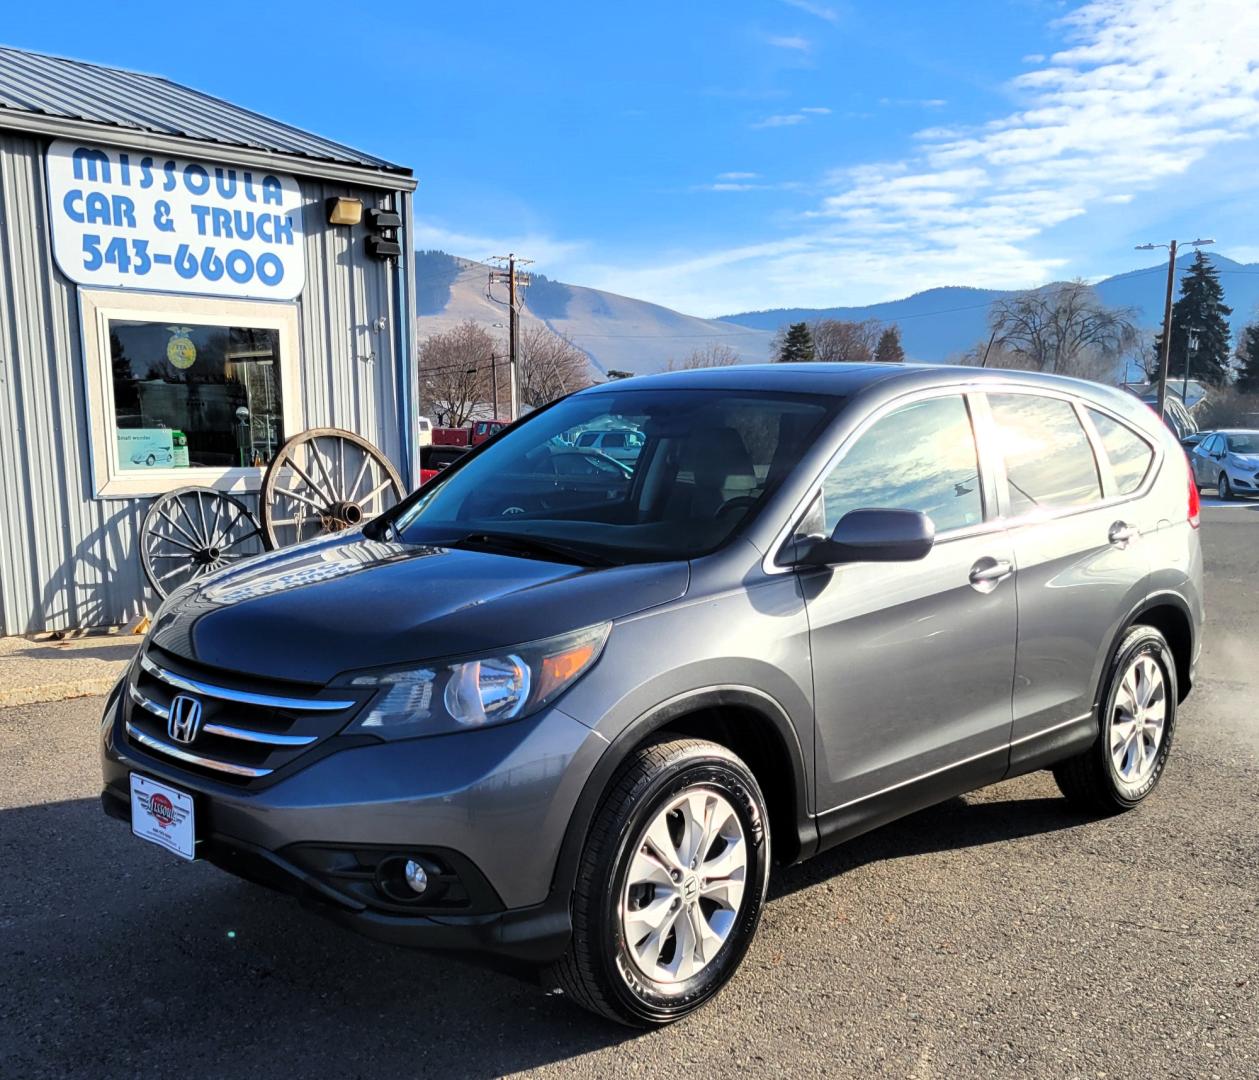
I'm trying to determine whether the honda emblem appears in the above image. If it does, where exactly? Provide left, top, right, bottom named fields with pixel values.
left=167, top=694, right=203, bottom=744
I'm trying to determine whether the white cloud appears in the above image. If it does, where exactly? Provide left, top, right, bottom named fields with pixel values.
left=767, top=34, right=812, bottom=52
left=717, top=171, right=761, bottom=180
left=751, top=112, right=809, bottom=128
left=573, top=0, right=1259, bottom=315
left=751, top=106, right=830, bottom=129
left=412, top=219, right=585, bottom=268
left=779, top=0, right=841, bottom=24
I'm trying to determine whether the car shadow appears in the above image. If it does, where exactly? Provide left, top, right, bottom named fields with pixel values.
left=771, top=792, right=1093, bottom=901
left=0, top=788, right=1091, bottom=1076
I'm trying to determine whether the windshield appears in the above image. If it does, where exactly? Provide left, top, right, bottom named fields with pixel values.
left=394, top=388, right=838, bottom=563
left=1226, top=433, right=1259, bottom=454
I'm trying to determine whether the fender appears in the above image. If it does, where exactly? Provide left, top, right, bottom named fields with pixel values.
left=1105, top=589, right=1197, bottom=706
left=546, top=685, right=817, bottom=906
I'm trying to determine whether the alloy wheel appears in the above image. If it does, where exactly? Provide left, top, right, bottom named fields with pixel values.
left=621, top=789, right=747, bottom=984
left=1109, top=653, right=1167, bottom=788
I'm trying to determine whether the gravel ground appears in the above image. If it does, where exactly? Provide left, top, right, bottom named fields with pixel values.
left=1, top=506, right=1256, bottom=1079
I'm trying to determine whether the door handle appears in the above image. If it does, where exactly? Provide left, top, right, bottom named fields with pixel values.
left=969, top=557, right=1013, bottom=592
left=1108, top=521, right=1138, bottom=546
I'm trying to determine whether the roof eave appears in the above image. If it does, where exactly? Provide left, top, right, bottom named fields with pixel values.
left=0, top=109, right=417, bottom=192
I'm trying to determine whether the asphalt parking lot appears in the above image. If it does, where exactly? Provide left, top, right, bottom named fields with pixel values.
left=2, top=504, right=1256, bottom=1079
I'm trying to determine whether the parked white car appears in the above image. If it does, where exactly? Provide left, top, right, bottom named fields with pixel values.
left=573, top=428, right=644, bottom=463
left=1190, top=429, right=1259, bottom=499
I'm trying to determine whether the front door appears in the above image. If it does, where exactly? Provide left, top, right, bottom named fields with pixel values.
left=801, top=393, right=1017, bottom=822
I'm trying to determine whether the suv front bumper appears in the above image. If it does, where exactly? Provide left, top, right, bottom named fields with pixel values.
left=100, top=689, right=606, bottom=964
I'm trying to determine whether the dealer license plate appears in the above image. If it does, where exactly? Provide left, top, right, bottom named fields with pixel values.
left=130, top=773, right=196, bottom=861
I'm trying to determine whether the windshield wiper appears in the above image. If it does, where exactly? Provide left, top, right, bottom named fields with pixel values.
left=444, top=531, right=614, bottom=567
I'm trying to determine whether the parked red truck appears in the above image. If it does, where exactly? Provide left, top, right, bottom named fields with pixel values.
left=432, top=419, right=507, bottom=447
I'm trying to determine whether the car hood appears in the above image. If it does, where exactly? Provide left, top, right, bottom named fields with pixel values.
left=147, top=534, right=690, bottom=684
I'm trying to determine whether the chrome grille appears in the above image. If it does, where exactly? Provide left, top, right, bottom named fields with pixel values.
left=124, top=649, right=362, bottom=784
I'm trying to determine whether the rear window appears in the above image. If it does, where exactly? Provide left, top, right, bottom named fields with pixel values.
left=988, top=393, right=1101, bottom=514
left=1088, top=409, right=1154, bottom=495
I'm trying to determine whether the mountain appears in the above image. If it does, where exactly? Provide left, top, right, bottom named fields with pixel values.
left=415, top=250, right=1259, bottom=374
left=415, top=251, right=775, bottom=376
left=720, top=253, right=1259, bottom=363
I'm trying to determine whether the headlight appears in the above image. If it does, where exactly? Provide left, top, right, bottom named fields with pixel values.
left=337, top=622, right=611, bottom=740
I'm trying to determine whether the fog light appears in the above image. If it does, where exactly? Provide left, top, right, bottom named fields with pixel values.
left=404, top=859, right=429, bottom=895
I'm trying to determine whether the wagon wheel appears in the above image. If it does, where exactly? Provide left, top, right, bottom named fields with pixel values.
left=141, top=487, right=266, bottom=600
left=260, top=427, right=404, bottom=550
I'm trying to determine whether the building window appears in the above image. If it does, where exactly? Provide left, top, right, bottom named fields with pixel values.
left=81, top=290, right=302, bottom=498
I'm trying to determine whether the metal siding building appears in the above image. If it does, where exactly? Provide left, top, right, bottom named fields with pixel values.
left=0, top=48, right=417, bottom=635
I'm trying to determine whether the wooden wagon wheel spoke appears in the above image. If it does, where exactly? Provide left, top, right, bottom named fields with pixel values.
left=140, top=487, right=266, bottom=601
left=260, top=428, right=404, bottom=550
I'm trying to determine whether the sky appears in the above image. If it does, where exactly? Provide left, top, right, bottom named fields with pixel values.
left=7, top=0, right=1259, bottom=317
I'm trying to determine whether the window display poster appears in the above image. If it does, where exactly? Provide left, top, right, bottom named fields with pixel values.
left=118, top=427, right=185, bottom=470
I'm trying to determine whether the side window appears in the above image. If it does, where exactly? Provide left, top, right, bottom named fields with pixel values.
left=1087, top=409, right=1154, bottom=495
left=602, top=433, right=626, bottom=449
left=988, top=394, right=1101, bottom=514
left=821, top=395, right=984, bottom=534
left=576, top=432, right=598, bottom=448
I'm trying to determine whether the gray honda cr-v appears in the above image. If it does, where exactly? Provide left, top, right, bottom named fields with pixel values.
left=101, top=363, right=1203, bottom=1026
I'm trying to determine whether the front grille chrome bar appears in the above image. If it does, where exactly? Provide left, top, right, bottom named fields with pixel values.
left=125, top=720, right=273, bottom=778
left=140, top=654, right=353, bottom=711
left=128, top=685, right=317, bottom=747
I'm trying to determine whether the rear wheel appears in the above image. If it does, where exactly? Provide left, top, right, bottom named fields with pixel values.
left=1219, top=472, right=1233, bottom=500
left=548, top=737, right=770, bottom=1026
left=1053, top=625, right=1177, bottom=813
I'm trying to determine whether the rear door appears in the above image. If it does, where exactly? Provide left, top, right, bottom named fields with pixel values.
left=984, top=391, right=1154, bottom=757
left=802, top=391, right=1018, bottom=819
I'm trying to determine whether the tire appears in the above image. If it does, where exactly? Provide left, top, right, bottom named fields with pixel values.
left=1219, top=472, right=1233, bottom=500
left=145, top=454, right=156, bottom=466
left=1053, top=625, right=1177, bottom=813
left=548, top=737, right=771, bottom=1026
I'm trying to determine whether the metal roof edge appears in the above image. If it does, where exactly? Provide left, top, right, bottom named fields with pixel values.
left=0, top=109, right=418, bottom=192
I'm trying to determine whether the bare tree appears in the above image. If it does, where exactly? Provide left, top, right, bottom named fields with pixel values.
left=987, top=281, right=1137, bottom=380
left=516, top=326, right=595, bottom=409
left=810, top=318, right=883, bottom=363
left=418, top=320, right=493, bottom=427
left=664, top=342, right=742, bottom=371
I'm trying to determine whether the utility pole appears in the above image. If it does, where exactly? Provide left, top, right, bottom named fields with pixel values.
left=489, top=254, right=533, bottom=421
left=1135, top=238, right=1213, bottom=421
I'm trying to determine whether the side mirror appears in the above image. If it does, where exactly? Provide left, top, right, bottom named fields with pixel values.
left=802, top=508, right=936, bottom=566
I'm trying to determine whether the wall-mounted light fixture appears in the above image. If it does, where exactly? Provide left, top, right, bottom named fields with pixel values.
left=326, top=197, right=363, bottom=226
left=365, top=207, right=403, bottom=259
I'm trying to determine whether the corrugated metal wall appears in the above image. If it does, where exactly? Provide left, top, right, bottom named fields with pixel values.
left=0, top=131, right=405, bottom=635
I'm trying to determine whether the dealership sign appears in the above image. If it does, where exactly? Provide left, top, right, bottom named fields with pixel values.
left=46, top=139, right=305, bottom=300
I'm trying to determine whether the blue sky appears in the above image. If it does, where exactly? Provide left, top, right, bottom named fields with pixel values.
left=6, top=0, right=1259, bottom=316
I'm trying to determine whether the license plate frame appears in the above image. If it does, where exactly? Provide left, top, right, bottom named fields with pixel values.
left=129, top=772, right=196, bottom=861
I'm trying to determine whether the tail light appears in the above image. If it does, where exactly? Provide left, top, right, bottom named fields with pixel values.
left=1187, top=458, right=1200, bottom=529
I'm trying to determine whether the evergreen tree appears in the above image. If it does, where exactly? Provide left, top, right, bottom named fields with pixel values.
left=874, top=325, right=906, bottom=363
left=1236, top=323, right=1259, bottom=395
left=1151, top=251, right=1233, bottom=387
left=776, top=321, right=815, bottom=363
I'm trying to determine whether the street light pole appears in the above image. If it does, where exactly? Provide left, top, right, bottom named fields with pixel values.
left=1184, top=327, right=1200, bottom=407
left=1155, top=240, right=1177, bottom=420
left=1134, top=238, right=1213, bottom=421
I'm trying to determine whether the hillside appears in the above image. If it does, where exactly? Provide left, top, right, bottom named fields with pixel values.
left=415, top=251, right=775, bottom=376
left=415, top=251, right=1259, bottom=373
left=721, top=254, right=1259, bottom=362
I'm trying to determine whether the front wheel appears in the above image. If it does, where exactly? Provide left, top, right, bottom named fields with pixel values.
left=1219, top=472, right=1233, bottom=500
left=548, top=737, right=771, bottom=1026
left=1053, top=625, right=1177, bottom=813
